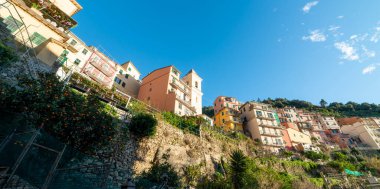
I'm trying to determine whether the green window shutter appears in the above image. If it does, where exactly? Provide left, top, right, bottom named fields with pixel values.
left=3, top=16, right=23, bottom=33
left=30, top=32, right=47, bottom=46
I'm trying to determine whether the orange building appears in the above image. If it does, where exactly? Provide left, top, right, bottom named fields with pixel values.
left=137, top=66, right=202, bottom=116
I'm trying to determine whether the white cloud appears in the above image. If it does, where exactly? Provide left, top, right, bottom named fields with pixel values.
left=370, top=27, right=380, bottom=43
left=362, top=46, right=376, bottom=58
left=302, top=30, right=327, bottom=42
left=334, top=42, right=359, bottom=61
left=303, top=1, right=319, bottom=13
left=328, top=25, right=343, bottom=37
left=337, top=15, right=344, bottom=19
left=362, top=65, right=376, bottom=75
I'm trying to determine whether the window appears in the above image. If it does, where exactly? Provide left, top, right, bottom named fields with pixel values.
left=195, top=81, right=199, bottom=88
left=179, top=103, right=182, bottom=109
left=4, top=16, right=22, bottom=33
left=119, top=70, right=123, bottom=74
left=222, top=112, right=224, bottom=116
left=30, top=32, right=46, bottom=46
left=102, top=63, right=109, bottom=71
left=70, top=39, right=77, bottom=46
left=121, top=82, right=126, bottom=87
left=114, top=77, right=122, bottom=84
left=147, top=97, right=150, bottom=101
left=97, top=74, right=104, bottom=81
left=82, top=49, right=88, bottom=55
left=74, top=59, right=81, bottom=65
left=125, top=74, right=129, bottom=79
left=128, top=67, right=132, bottom=71
left=268, top=113, right=274, bottom=118
left=256, top=111, right=263, bottom=117
left=222, top=119, right=225, bottom=123
left=149, top=88, right=152, bottom=92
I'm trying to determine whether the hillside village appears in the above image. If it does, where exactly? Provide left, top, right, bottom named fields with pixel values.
left=0, top=0, right=380, bottom=188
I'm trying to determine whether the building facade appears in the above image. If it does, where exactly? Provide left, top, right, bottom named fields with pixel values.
left=137, top=66, right=202, bottom=116
left=113, top=62, right=141, bottom=98
left=0, top=0, right=82, bottom=67
left=240, top=102, right=285, bottom=152
left=80, top=47, right=118, bottom=89
left=213, top=107, right=243, bottom=132
left=319, top=116, right=341, bottom=133
left=213, top=96, right=241, bottom=115
left=341, top=118, right=380, bottom=149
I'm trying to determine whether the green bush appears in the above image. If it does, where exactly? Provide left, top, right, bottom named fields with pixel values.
left=304, top=151, right=328, bottom=161
left=129, top=113, right=158, bottom=138
left=0, top=73, right=118, bottom=153
left=161, top=112, right=200, bottom=134
left=136, top=161, right=181, bottom=189
left=331, top=151, right=347, bottom=161
left=0, top=41, right=19, bottom=67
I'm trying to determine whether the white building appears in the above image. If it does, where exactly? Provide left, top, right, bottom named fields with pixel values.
left=341, top=118, right=380, bottom=149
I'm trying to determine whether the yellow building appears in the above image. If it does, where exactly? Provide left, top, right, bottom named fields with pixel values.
left=214, top=107, right=243, bottom=132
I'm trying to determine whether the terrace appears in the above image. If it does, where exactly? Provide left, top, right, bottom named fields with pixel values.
left=22, top=0, right=77, bottom=31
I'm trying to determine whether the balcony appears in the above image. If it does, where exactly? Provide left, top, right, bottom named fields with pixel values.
left=259, top=122, right=281, bottom=129
left=260, top=131, right=282, bottom=137
left=89, top=59, right=116, bottom=77
left=173, top=94, right=196, bottom=112
left=170, top=79, right=190, bottom=94
left=263, top=141, right=284, bottom=147
left=84, top=70, right=112, bottom=86
left=257, top=115, right=275, bottom=121
left=22, top=0, right=77, bottom=31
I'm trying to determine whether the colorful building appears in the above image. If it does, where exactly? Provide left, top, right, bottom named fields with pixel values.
left=113, top=61, right=141, bottom=98
left=240, top=102, right=285, bottom=152
left=80, top=46, right=118, bottom=89
left=0, top=0, right=82, bottom=67
left=341, top=118, right=380, bottom=149
left=213, top=96, right=241, bottom=115
left=319, top=116, right=341, bottom=134
left=213, top=107, right=243, bottom=132
left=137, top=66, right=202, bottom=116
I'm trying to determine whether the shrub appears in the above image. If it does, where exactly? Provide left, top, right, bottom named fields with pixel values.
left=331, top=151, right=347, bottom=161
left=136, top=161, right=180, bottom=188
left=161, top=112, right=200, bottom=134
left=129, top=113, right=158, bottom=138
left=0, top=41, right=19, bottom=67
left=0, top=73, right=118, bottom=152
left=304, top=151, right=328, bottom=161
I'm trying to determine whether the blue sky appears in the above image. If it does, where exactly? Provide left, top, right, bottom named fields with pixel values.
left=72, top=0, right=380, bottom=106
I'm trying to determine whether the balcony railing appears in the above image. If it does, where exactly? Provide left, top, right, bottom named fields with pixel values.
left=22, top=0, right=77, bottom=31
left=260, top=131, right=282, bottom=137
left=89, top=59, right=116, bottom=77
left=259, top=122, right=281, bottom=129
left=170, top=79, right=190, bottom=94
left=263, top=141, right=284, bottom=147
left=84, top=70, right=112, bottom=86
left=257, top=115, right=275, bottom=121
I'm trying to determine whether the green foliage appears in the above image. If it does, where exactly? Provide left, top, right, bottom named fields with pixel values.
left=262, top=97, right=380, bottom=117
left=327, top=160, right=357, bottom=172
left=304, top=151, right=329, bottom=161
left=129, top=113, right=157, bottom=138
left=202, top=106, right=215, bottom=118
left=161, top=112, right=200, bottom=135
left=0, top=73, right=118, bottom=153
left=331, top=151, right=348, bottom=161
left=230, top=150, right=249, bottom=189
left=136, top=161, right=181, bottom=189
left=183, top=164, right=202, bottom=187
left=0, top=40, right=19, bottom=67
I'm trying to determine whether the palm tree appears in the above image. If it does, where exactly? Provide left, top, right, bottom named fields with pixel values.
left=229, top=150, right=248, bottom=189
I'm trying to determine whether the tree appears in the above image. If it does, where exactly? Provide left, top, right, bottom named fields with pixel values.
left=320, top=99, right=327, bottom=108
left=229, top=150, right=248, bottom=189
left=129, top=113, right=158, bottom=138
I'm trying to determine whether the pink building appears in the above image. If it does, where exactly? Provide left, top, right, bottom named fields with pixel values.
left=137, top=66, right=203, bottom=116
left=213, top=96, right=241, bottom=115
left=80, top=47, right=118, bottom=89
